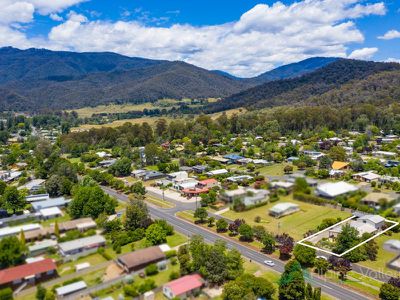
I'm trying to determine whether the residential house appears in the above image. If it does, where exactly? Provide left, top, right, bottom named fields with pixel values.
left=331, top=161, right=350, bottom=171
left=329, top=215, right=386, bottom=238
left=270, top=181, right=294, bottom=191
left=167, top=171, right=188, bottom=182
left=29, top=240, right=58, bottom=256
left=131, top=169, right=146, bottom=178
left=361, top=192, right=395, bottom=209
left=142, top=171, right=166, bottom=181
left=209, top=156, right=229, bottom=164
left=352, top=171, right=381, bottom=182
left=0, top=258, right=57, bottom=288
left=163, top=274, right=204, bottom=300
left=58, top=235, right=106, bottom=257
left=98, top=159, right=117, bottom=168
left=26, top=194, right=50, bottom=202
left=223, top=154, right=245, bottom=164
left=56, top=281, right=87, bottom=297
left=18, top=179, right=45, bottom=193
left=303, top=150, right=325, bottom=160
left=372, top=151, right=397, bottom=159
left=206, top=169, right=228, bottom=176
left=220, top=187, right=269, bottom=206
left=117, top=246, right=166, bottom=273
left=31, top=197, right=69, bottom=211
left=0, top=223, right=41, bottom=239
left=226, top=175, right=253, bottom=183
left=269, top=202, right=300, bottom=218
left=39, top=207, right=63, bottom=220
left=192, top=165, right=207, bottom=174
left=316, top=182, right=358, bottom=198
left=198, top=179, right=219, bottom=189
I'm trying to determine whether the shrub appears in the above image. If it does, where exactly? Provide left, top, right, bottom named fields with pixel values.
left=145, top=264, right=159, bottom=276
left=0, top=288, right=13, bottom=300
left=124, top=284, right=139, bottom=297
left=169, top=271, right=180, bottom=280
left=165, top=250, right=177, bottom=258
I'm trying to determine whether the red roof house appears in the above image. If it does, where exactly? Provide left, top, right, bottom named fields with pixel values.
left=163, top=274, right=204, bottom=299
left=0, top=258, right=57, bottom=287
left=198, top=178, right=219, bottom=188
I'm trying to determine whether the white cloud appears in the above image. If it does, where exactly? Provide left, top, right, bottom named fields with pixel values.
left=348, top=47, right=378, bottom=59
left=378, top=30, right=400, bottom=40
left=0, top=0, right=386, bottom=77
left=28, top=0, right=88, bottom=15
left=50, top=13, right=64, bottom=22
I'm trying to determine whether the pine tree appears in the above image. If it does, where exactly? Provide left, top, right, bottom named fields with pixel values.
left=54, top=220, right=60, bottom=238
left=20, top=229, right=25, bottom=246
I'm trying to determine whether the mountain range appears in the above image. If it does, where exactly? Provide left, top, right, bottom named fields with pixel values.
left=0, top=47, right=339, bottom=111
left=208, top=59, right=400, bottom=112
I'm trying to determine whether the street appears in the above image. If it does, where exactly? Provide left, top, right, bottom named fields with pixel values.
left=103, top=186, right=373, bottom=300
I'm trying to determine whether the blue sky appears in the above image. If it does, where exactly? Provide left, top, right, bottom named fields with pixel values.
left=1, top=0, right=399, bottom=77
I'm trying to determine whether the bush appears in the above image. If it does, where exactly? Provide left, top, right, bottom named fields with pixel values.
left=145, top=264, right=159, bottom=276
left=294, top=192, right=326, bottom=205
left=170, top=257, right=178, bottom=265
left=138, top=279, right=156, bottom=293
left=169, top=271, right=180, bottom=280
left=124, top=284, right=139, bottom=297
left=165, top=250, right=177, bottom=258
left=0, top=288, right=13, bottom=300
left=254, top=216, right=261, bottom=223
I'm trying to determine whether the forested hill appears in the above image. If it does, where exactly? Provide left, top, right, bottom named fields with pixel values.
left=252, top=57, right=339, bottom=83
left=208, top=59, right=400, bottom=112
left=0, top=47, right=252, bottom=111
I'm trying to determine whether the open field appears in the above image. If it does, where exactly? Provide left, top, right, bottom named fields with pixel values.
left=71, top=107, right=246, bottom=131
left=70, top=103, right=158, bottom=118
left=222, top=195, right=351, bottom=240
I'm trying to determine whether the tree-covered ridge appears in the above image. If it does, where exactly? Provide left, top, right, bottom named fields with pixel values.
left=209, top=59, right=400, bottom=112
left=0, top=47, right=252, bottom=112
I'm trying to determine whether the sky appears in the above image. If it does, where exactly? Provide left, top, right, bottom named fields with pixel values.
left=1, top=0, right=399, bottom=77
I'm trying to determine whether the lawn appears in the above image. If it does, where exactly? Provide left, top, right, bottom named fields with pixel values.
left=105, top=232, right=187, bottom=259
left=358, top=231, right=400, bottom=276
left=166, top=232, right=188, bottom=248
left=257, top=163, right=298, bottom=177
left=145, top=195, right=175, bottom=208
left=92, top=262, right=179, bottom=299
left=325, top=270, right=382, bottom=298
left=222, top=195, right=351, bottom=240
left=58, top=253, right=108, bottom=275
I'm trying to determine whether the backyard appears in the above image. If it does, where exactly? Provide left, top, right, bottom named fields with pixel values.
left=222, top=195, right=351, bottom=240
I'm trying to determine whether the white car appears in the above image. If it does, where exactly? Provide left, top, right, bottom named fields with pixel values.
left=263, top=260, right=275, bottom=267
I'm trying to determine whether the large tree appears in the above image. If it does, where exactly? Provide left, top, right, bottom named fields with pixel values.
left=124, top=198, right=151, bottom=231
left=279, top=260, right=305, bottom=300
left=69, top=185, right=116, bottom=219
left=145, top=223, right=167, bottom=245
left=109, top=157, right=132, bottom=177
left=2, top=186, right=25, bottom=214
left=293, top=244, right=316, bottom=268
left=0, top=236, right=26, bottom=268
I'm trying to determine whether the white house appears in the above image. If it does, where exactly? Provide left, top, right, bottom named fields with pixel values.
left=269, top=202, right=300, bottom=218
left=316, top=181, right=358, bottom=198
left=206, top=169, right=228, bottom=176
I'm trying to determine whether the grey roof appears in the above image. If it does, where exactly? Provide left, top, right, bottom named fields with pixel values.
left=358, top=214, right=385, bottom=224
left=269, top=202, right=299, bottom=214
left=58, top=235, right=105, bottom=253
left=56, top=281, right=87, bottom=296
left=31, top=197, right=69, bottom=211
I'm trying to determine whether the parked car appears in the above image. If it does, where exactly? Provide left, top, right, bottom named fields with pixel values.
left=263, top=260, right=275, bottom=267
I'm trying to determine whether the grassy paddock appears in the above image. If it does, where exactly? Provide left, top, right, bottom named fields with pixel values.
left=222, top=195, right=351, bottom=240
